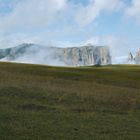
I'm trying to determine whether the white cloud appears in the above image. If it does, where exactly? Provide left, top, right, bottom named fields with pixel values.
left=125, top=0, right=140, bottom=24
left=0, top=33, right=45, bottom=48
left=0, top=0, right=67, bottom=30
left=75, top=0, right=123, bottom=27
left=83, top=36, right=100, bottom=45
left=0, top=0, right=125, bottom=31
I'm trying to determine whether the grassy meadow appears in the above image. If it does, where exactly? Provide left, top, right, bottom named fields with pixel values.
left=0, top=62, right=140, bottom=140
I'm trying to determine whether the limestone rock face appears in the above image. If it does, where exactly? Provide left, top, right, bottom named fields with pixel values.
left=135, top=50, right=140, bottom=64
left=127, top=52, right=134, bottom=62
left=0, top=43, right=112, bottom=66
left=126, top=50, right=140, bottom=64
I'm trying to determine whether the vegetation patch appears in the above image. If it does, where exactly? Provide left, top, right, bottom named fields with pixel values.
left=0, top=62, right=140, bottom=140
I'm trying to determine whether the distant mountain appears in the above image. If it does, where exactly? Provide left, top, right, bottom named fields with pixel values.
left=127, top=52, right=134, bottom=62
left=135, top=50, right=140, bottom=64
left=0, top=43, right=112, bottom=66
left=127, top=52, right=135, bottom=64
left=127, top=50, right=140, bottom=64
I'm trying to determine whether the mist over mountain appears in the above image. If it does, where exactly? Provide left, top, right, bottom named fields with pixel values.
left=0, top=43, right=111, bottom=66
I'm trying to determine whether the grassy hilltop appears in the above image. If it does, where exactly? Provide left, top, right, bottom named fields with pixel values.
left=0, top=62, right=140, bottom=140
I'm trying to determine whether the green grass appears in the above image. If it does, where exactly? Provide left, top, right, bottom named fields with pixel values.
left=0, top=62, right=140, bottom=140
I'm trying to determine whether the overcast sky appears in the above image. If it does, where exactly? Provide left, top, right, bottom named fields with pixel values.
left=0, top=0, right=140, bottom=59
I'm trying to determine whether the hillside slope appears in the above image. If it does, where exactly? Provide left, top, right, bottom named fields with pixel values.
left=0, top=62, right=140, bottom=140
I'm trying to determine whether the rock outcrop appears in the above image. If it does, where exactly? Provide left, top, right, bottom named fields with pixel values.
left=0, top=43, right=112, bottom=66
left=127, top=50, right=140, bottom=64
left=135, top=50, right=140, bottom=64
left=56, top=45, right=111, bottom=66
left=127, top=52, right=134, bottom=62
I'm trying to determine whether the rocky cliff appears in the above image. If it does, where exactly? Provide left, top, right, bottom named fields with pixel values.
left=0, top=43, right=112, bottom=66
left=135, top=50, right=140, bottom=64
left=127, top=52, right=134, bottom=62
left=127, top=50, right=140, bottom=64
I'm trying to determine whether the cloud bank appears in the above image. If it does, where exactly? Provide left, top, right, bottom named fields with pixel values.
left=125, top=0, right=140, bottom=24
left=0, top=0, right=126, bottom=31
left=76, top=0, right=123, bottom=27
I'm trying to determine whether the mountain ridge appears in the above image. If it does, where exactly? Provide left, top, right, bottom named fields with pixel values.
left=0, top=43, right=112, bottom=66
